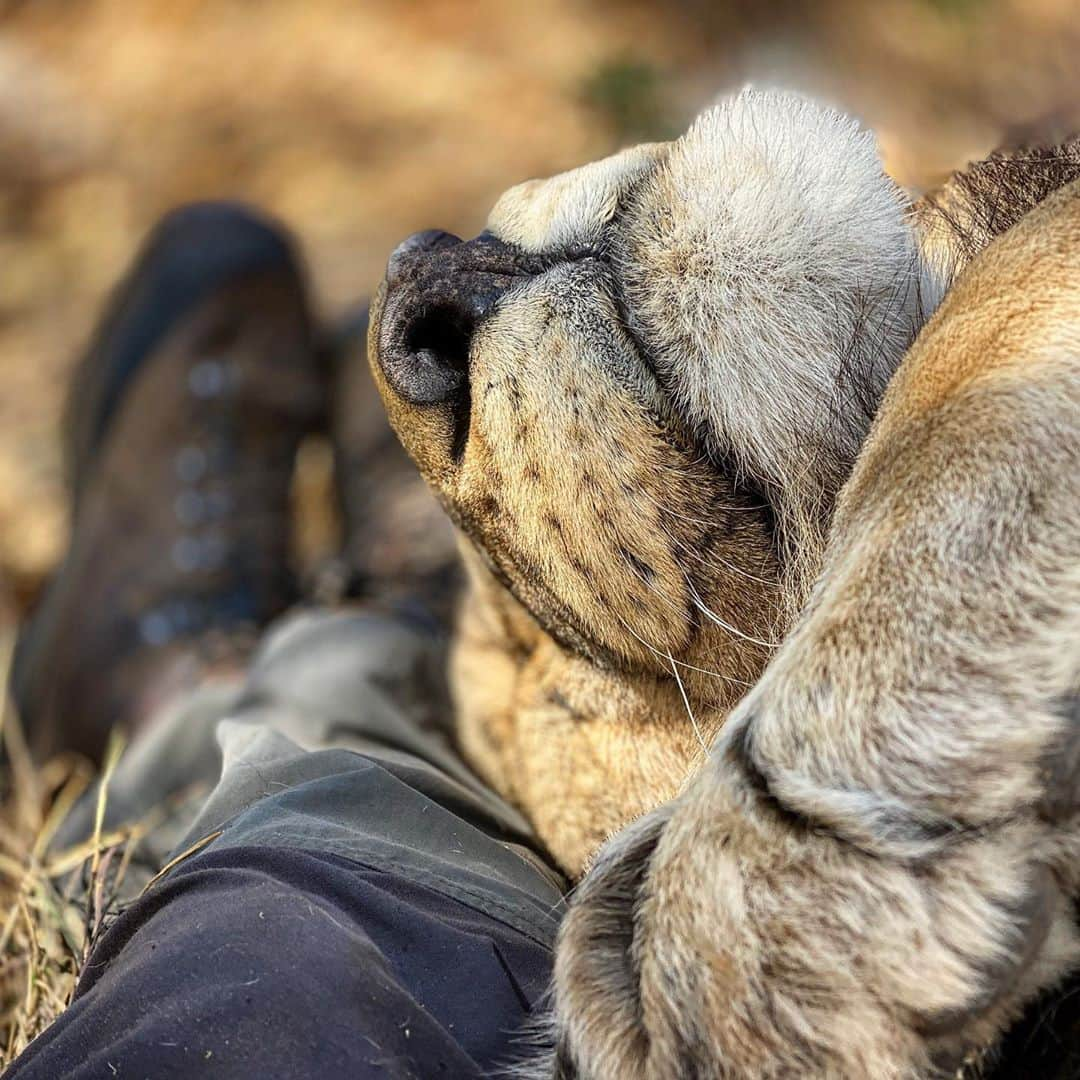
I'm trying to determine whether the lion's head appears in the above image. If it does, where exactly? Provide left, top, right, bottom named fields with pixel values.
left=369, top=88, right=948, bottom=869
left=372, top=89, right=934, bottom=673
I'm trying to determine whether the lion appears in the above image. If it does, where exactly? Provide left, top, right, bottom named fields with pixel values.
left=370, top=88, right=1080, bottom=1077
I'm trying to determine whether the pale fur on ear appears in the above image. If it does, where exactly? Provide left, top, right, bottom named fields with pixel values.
left=488, top=143, right=667, bottom=255
left=615, top=87, right=941, bottom=596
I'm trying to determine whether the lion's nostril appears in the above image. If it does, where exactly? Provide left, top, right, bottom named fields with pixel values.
left=378, top=231, right=536, bottom=452
left=386, top=300, right=477, bottom=408
left=387, top=300, right=475, bottom=462
left=405, top=304, right=473, bottom=379
left=382, top=276, right=509, bottom=410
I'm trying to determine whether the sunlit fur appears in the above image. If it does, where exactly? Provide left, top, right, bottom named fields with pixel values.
left=549, top=177, right=1080, bottom=1079
left=371, top=89, right=1080, bottom=1076
left=373, top=89, right=937, bottom=873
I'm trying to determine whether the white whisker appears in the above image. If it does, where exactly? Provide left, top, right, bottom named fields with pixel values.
left=633, top=481, right=768, bottom=522
left=669, top=651, right=709, bottom=754
left=683, top=573, right=781, bottom=649
left=612, top=613, right=711, bottom=753
left=660, top=520, right=780, bottom=587
left=612, top=609, right=751, bottom=689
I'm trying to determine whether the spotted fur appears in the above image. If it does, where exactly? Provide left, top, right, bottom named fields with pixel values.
left=371, top=89, right=1080, bottom=1076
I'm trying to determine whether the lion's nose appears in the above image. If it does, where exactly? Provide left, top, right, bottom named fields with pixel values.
left=385, top=229, right=461, bottom=288
left=377, top=232, right=534, bottom=407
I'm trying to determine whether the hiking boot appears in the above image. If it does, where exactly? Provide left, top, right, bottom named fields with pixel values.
left=322, top=302, right=459, bottom=625
left=10, top=201, right=326, bottom=763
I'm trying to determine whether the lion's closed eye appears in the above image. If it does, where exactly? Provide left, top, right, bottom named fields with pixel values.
left=368, top=87, right=948, bottom=874
left=368, top=80, right=1080, bottom=1079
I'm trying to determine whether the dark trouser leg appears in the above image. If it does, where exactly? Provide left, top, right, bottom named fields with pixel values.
left=7, top=609, right=565, bottom=1079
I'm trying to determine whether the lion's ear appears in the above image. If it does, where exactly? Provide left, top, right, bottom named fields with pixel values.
left=487, top=143, right=667, bottom=255
left=614, top=88, right=937, bottom=585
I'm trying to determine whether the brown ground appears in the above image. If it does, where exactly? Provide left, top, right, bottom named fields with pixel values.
left=0, top=0, right=1077, bottom=1063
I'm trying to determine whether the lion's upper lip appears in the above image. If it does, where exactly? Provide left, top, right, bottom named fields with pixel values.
left=376, top=231, right=542, bottom=408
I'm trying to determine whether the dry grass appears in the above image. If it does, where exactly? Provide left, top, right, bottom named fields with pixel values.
left=0, top=663, right=146, bottom=1069
left=0, top=698, right=231, bottom=1069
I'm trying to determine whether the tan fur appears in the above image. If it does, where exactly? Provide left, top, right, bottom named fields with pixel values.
left=371, top=90, right=1080, bottom=1076
left=553, top=179, right=1080, bottom=1079
left=373, top=90, right=926, bottom=877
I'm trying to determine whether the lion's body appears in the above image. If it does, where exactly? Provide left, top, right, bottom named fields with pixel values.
left=371, top=91, right=1080, bottom=1076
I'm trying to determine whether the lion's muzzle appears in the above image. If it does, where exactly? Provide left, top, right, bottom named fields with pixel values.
left=376, top=230, right=539, bottom=412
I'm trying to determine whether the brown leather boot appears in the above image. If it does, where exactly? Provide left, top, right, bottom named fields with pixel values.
left=324, top=302, right=460, bottom=624
left=10, top=202, right=327, bottom=763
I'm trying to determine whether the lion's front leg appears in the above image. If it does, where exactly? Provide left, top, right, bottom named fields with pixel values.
left=548, top=184, right=1080, bottom=1079
left=552, top=733, right=1075, bottom=1079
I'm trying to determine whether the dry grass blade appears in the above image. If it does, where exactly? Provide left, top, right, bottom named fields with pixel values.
left=0, top=689, right=137, bottom=1069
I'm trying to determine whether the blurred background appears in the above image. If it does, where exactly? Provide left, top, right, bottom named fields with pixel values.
left=0, top=0, right=1077, bottom=638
